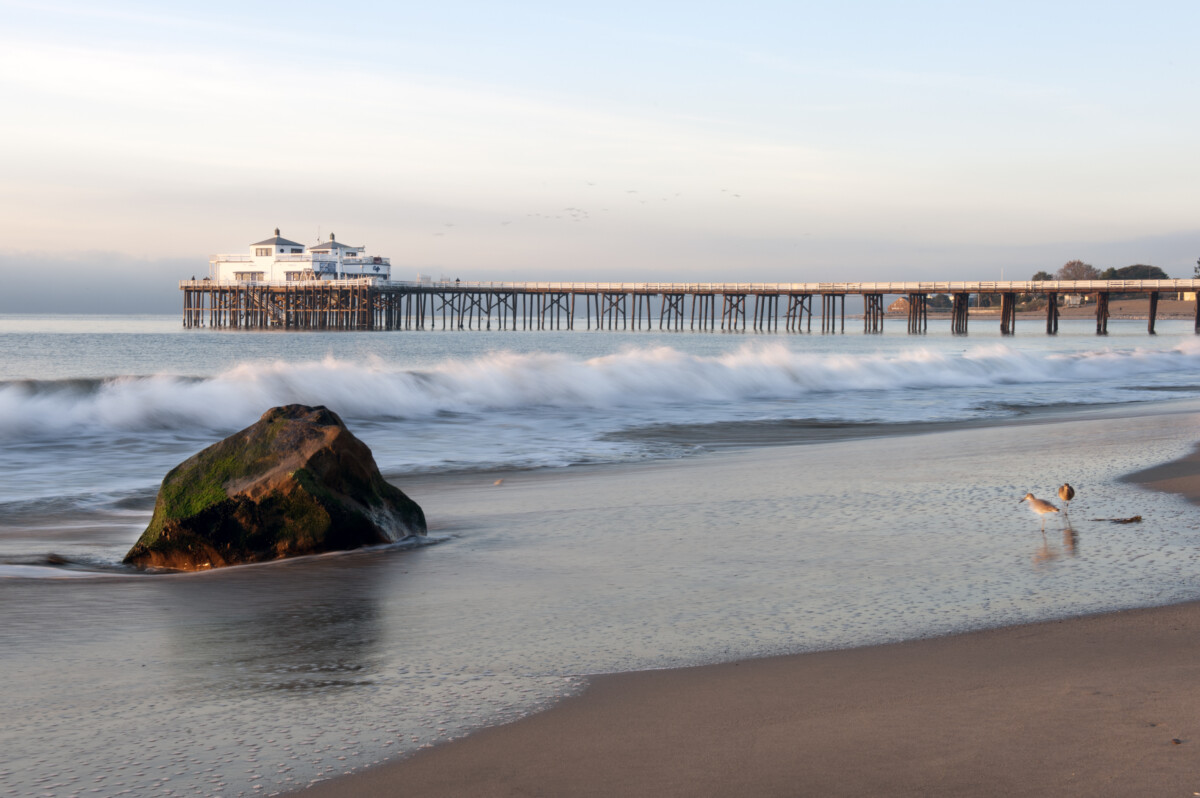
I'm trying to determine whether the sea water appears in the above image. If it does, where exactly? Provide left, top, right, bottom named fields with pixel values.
left=3, top=315, right=1200, bottom=796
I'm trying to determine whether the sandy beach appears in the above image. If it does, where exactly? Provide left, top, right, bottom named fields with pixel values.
left=300, top=602, right=1200, bottom=798
left=293, top=433, right=1200, bottom=798
left=13, top=323, right=1200, bottom=797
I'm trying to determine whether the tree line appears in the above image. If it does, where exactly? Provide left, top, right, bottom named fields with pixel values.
left=1030, top=260, right=1170, bottom=282
left=1022, top=261, right=1174, bottom=304
left=902, top=260, right=1188, bottom=310
left=970, top=261, right=1175, bottom=309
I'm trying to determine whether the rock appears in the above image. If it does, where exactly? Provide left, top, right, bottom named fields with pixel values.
left=124, top=405, right=426, bottom=571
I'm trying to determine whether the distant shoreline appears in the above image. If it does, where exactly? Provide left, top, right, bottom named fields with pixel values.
left=888, top=296, right=1195, bottom=321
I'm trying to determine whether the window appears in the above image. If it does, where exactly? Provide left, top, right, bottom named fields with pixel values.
left=234, top=271, right=265, bottom=282
left=291, top=248, right=303, bottom=253
left=255, top=247, right=271, bottom=257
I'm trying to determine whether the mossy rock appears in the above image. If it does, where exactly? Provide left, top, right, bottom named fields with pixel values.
left=124, top=405, right=426, bottom=571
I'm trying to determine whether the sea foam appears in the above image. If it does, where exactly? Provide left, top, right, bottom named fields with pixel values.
left=1, top=341, right=1198, bottom=441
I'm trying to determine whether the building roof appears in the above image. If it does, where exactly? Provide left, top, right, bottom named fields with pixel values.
left=309, top=232, right=360, bottom=252
left=252, top=228, right=305, bottom=248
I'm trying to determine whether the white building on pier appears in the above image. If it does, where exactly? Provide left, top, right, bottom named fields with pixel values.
left=209, top=229, right=392, bottom=282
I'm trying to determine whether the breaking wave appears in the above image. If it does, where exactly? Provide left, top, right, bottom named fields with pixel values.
left=2, top=340, right=1199, bottom=441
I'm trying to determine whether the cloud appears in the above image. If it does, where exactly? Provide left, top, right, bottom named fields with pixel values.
left=2, top=2, right=1198, bottom=286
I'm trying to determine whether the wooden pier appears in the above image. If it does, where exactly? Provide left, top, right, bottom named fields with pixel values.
left=180, top=279, right=1200, bottom=335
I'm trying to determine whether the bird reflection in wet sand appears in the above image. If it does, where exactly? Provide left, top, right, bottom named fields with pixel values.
left=1032, top=524, right=1079, bottom=566
left=1032, top=534, right=1059, bottom=566
left=1062, top=524, right=1078, bottom=556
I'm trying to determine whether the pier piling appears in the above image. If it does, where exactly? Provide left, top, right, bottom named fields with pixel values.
left=906, top=293, right=928, bottom=334
left=861, top=293, right=883, bottom=333
left=951, top=292, right=969, bottom=335
left=999, top=292, right=1017, bottom=335
left=1045, top=292, right=1059, bottom=335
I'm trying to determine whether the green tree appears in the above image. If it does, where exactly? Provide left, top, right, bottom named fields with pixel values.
left=1110, top=264, right=1169, bottom=280
left=1031, top=270, right=1053, bottom=281
left=1102, top=264, right=1170, bottom=298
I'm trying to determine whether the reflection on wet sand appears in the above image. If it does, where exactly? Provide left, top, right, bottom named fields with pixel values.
left=156, top=554, right=387, bottom=696
left=1032, top=524, right=1079, bottom=566
left=1063, top=525, right=1079, bottom=555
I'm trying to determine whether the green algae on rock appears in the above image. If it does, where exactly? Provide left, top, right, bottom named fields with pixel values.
left=124, top=405, right=426, bottom=571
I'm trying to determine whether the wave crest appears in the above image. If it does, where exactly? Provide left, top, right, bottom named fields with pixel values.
left=1, top=342, right=1197, bottom=440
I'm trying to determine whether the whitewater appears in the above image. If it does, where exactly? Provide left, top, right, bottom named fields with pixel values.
left=7, top=337, right=1200, bottom=438
left=5, top=314, right=1200, bottom=797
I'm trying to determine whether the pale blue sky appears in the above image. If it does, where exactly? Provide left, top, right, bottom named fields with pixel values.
left=2, top=1, right=1198, bottom=309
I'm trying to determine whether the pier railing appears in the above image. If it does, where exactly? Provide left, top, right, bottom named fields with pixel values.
left=183, top=278, right=377, bottom=288
left=183, top=278, right=1200, bottom=292
left=178, top=279, right=1200, bottom=335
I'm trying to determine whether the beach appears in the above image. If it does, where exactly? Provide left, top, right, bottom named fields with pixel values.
left=299, top=603, right=1200, bottom=798
left=298, top=441, right=1200, bottom=798
left=7, top=317, right=1200, bottom=797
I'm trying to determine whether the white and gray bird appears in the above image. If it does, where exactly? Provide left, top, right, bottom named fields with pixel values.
left=1020, top=493, right=1060, bottom=531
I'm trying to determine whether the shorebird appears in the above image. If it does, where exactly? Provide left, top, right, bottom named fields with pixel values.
left=1020, top=493, right=1060, bottom=531
left=1058, top=483, right=1075, bottom=513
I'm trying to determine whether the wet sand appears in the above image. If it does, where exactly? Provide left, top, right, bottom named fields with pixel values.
left=296, top=440, right=1200, bottom=798
left=1125, top=442, right=1200, bottom=503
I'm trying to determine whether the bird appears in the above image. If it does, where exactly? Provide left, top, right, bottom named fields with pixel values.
left=1020, top=493, right=1060, bottom=531
left=1058, top=483, right=1075, bottom=513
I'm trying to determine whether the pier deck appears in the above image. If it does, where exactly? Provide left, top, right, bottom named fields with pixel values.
left=180, top=279, right=1200, bottom=335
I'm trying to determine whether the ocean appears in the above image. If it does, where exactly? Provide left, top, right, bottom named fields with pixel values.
left=4, top=314, right=1200, bottom=796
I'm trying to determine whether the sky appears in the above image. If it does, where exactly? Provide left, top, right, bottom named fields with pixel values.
left=2, top=0, right=1198, bottom=311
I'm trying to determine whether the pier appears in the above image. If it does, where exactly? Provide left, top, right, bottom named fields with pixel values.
left=180, top=279, right=1200, bottom=335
